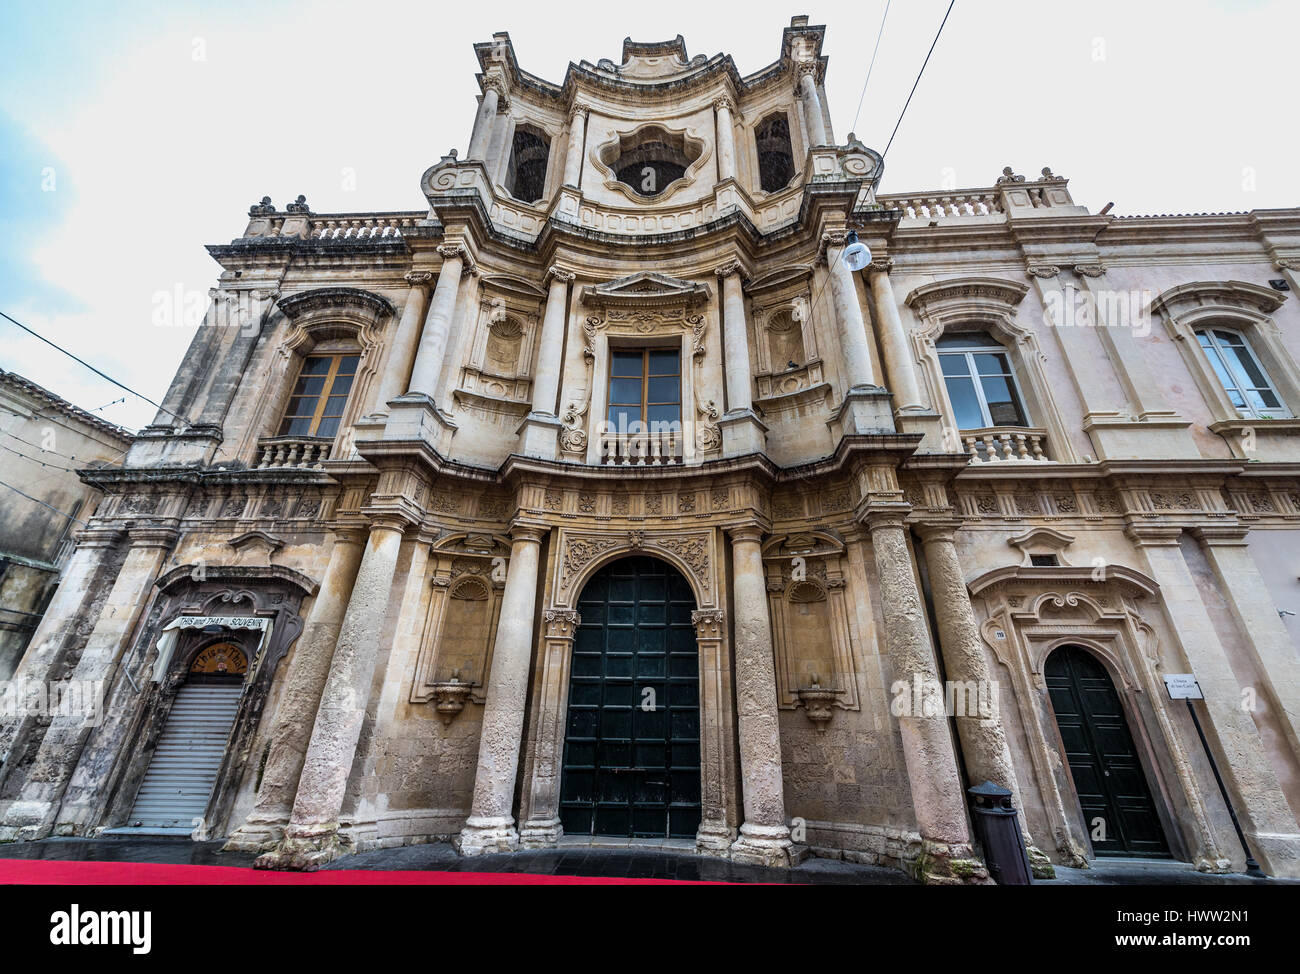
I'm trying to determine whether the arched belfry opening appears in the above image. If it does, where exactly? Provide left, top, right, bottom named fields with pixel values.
left=1044, top=645, right=1171, bottom=858
left=506, top=125, right=550, bottom=203
left=755, top=112, right=795, bottom=192
left=559, top=555, right=702, bottom=838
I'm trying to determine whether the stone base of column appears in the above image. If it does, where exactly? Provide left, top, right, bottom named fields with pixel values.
left=827, top=386, right=895, bottom=438
left=382, top=394, right=458, bottom=454
left=1026, top=844, right=1056, bottom=879
left=253, top=821, right=354, bottom=871
left=1246, top=830, right=1300, bottom=879
left=694, top=820, right=737, bottom=858
left=1194, top=855, right=1235, bottom=874
left=718, top=409, right=768, bottom=457
left=907, top=839, right=991, bottom=885
left=517, top=817, right=563, bottom=849
left=223, top=807, right=290, bottom=853
left=729, top=822, right=794, bottom=868
left=516, top=412, right=563, bottom=460
left=0, top=799, right=56, bottom=842
left=454, top=815, right=519, bottom=856
left=893, top=408, right=948, bottom=453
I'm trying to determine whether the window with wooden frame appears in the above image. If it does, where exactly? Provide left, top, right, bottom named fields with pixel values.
left=277, top=352, right=359, bottom=438
left=1195, top=327, right=1290, bottom=419
left=606, top=348, right=682, bottom=433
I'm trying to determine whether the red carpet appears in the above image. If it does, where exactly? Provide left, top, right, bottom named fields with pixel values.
left=0, top=858, right=704, bottom=885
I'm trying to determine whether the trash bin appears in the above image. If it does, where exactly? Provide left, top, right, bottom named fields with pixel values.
left=967, top=780, right=1032, bottom=885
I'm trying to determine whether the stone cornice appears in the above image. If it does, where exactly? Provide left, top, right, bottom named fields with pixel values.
left=277, top=287, right=396, bottom=321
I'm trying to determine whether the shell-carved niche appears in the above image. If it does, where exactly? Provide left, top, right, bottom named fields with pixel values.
left=746, top=267, right=828, bottom=411
left=592, top=121, right=711, bottom=204
left=410, top=534, right=512, bottom=708
left=455, top=276, right=544, bottom=424
left=761, top=533, right=859, bottom=715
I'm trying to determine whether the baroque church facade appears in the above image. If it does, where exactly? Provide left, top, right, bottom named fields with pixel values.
left=3, top=16, right=1300, bottom=882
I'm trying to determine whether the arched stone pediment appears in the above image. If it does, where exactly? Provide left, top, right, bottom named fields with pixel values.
left=581, top=271, right=711, bottom=309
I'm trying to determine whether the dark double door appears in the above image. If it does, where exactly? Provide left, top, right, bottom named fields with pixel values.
left=560, top=557, right=701, bottom=839
left=1046, top=645, right=1170, bottom=857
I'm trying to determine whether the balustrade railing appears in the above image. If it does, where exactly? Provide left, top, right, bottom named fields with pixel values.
left=962, top=427, right=1049, bottom=463
left=256, top=436, right=333, bottom=469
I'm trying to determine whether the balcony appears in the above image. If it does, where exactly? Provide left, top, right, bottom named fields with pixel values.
left=962, top=427, right=1050, bottom=463
left=256, top=436, right=333, bottom=469
left=599, top=430, right=684, bottom=466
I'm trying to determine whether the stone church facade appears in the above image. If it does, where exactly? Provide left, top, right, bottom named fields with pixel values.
left=3, top=17, right=1300, bottom=882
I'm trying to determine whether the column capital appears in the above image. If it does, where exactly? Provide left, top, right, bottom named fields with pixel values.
left=404, top=270, right=434, bottom=287
left=726, top=524, right=765, bottom=546
left=482, top=75, right=510, bottom=111
left=862, top=507, right=909, bottom=534
left=818, top=229, right=849, bottom=258
left=691, top=608, right=726, bottom=640
left=1123, top=523, right=1184, bottom=547
left=436, top=242, right=476, bottom=276
left=714, top=259, right=746, bottom=281
left=712, top=94, right=737, bottom=116
left=545, top=265, right=575, bottom=286
left=367, top=512, right=415, bottom=535
left=567, top=102, right=589, bottom=122
left=913, top=517, right=963, bottom=543
left=72, top=525, right=126, bottom=549
left=542, top=608, right=581, bottom=639
left=127, top=525, right=180, bottom=548
left=794, top=61, right=818, bottom=82
left=508, top=522, right=549, bottom=545
left=1072, top=262, right=1107, bottom=278
left=867, top=257, right=894, bottom=275
left=1191, top=524, right=1250, bottom=547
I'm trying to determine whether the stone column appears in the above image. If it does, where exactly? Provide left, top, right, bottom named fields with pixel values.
left=828, top=240, right=876, bottom=390
left=797, top=66, right=826, bottom=146
left=714, top=261, right=766, bottom=456
left=866, top=259, right=924, bottom=410
left=1128, top=525, right=1300, bottom=878
left=561, top=105, right=587, bottom=188
left=224, top=528, right=367, bottom=852
left=727, top=526, right=793, bottom=867
left=407, top=245, right=469, bottom=398
left=256, top=515, right=409, bottom=869
left=0, top=526, right=176, bottom=840
left=519, top=268, right=573, bottom=459
left=369, top=272, right=432, bottom=414
left=467, top=79, right=502, bottom=162
left=865, top=508, right=982, bottom=883
left=457, top=525, right=547, bottom=855
left=0, top=526, right=122, bottom=767
left=1193, top=526, right=1300, bottom=770
left=714, top=96, right=737, bottom=182
left=518, top=607, right=580, bottom=847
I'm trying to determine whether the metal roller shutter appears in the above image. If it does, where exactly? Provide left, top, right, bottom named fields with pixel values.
left=128, top=683, right=243, bottom=830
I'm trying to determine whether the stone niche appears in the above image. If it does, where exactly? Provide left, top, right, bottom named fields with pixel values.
left=409, top=533, right=512, bottom=708
left=761, top=533, right=860, bottom=720
left=453, top=275, right=544, bottom=427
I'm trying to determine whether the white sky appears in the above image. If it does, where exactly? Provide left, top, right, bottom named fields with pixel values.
left=1, top=0, right=1296, bottom=432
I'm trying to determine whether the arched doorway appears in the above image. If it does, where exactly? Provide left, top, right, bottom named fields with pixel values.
left=127, top=641, right=248, bottom=831
left=559, top=556, right=701, bottom=838
left=1045, top=645, right=1170, bottom=858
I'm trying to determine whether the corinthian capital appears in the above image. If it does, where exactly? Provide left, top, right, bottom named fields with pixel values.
left=712, top=94, right=737, bottom=116
left=482, top=74, right=510, bottom=110
left=568, top=102, right=589, bottom=122
left=714, top=259, right=744, bottom=280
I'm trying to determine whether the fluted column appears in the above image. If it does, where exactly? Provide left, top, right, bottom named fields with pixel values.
left=714, top=96, right=737, bottom=182
left=457, top=524, right=547, bottom=855
left=797, top=66, right=827, bottom=147
left=865, top=508, right=981, bottom=883
left=467, top=79, right=502, bottom=162
left=562, top=105, right=587, bottom=187
left=225, top=528, right=367, bottom=852
left=866, top=259, right=924, bottom=410
left=827, top=238, right=876, bottom=390
left=727, top=526, right=793, bottom=867
left=369, top=272, right=432, bottom=413
left=256, top=515, right=409, bottom=869
left=407, top=245, right=469, bottom=398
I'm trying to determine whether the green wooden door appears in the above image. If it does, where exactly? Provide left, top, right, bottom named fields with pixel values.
left=1046, top=645, right=1170, bottom=857
left=560, top=556, right=701, bottom=838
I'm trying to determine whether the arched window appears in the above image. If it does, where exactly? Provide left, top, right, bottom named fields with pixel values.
left=506, top=127, right=550, bottom=204
left=1194, top=327, right=1290, bottom=419
left=277, top=348, right=359, bottom=438
left=754, top=113, right=795, bottom=193
left=936, top=333, right=1029, bottom=429
left=601, top=126, right=702, bottom=199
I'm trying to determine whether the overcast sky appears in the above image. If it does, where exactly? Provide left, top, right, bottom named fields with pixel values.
left=1, top=0, right=1295, bottom=432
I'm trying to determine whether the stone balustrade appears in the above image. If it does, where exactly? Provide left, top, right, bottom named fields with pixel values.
left=962, top=427, right=1049, bottom=463
left=256, top=436, right=333, bottom=469
left=878, top=191, right=1003, bottom=221
left=599, top=430, right=685, bottom=466
left=308, top=214, right=423, bottom=240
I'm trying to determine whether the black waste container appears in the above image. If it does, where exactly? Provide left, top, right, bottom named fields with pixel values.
left=968, top=780, right=1032, bottom=885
